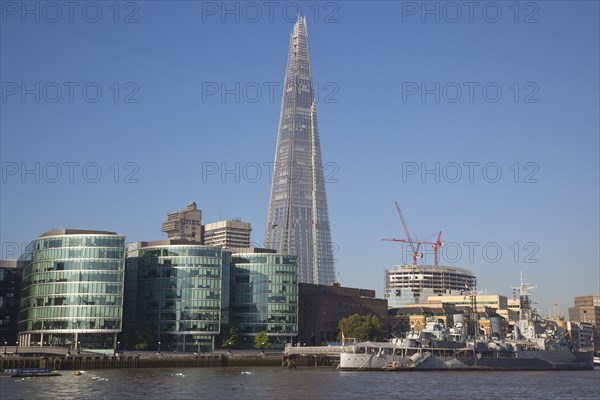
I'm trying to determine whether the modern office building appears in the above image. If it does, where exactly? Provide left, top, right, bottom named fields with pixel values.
left=264, top=15, right=335, bottom=285
left=17, top=229, right=125, bottom=351
left=230, top=248, right=298, bottom=349
left=161, top=202, right=203, bottom=242
left=0, top=260, right=23, bottom=346
left=298, top=283, right=388, bottom=345
left=385, top=264, right=477, bottom=308
left=124, top=240, right=230, bottom=353
left=204, top=219, right=252, bottom=250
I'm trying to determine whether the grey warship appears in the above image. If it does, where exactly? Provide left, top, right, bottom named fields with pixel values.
left=339, top=277, right=594, bottom=371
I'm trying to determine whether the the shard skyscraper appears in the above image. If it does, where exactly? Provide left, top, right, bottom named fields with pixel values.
left=264, top=16, right=335, bottom=285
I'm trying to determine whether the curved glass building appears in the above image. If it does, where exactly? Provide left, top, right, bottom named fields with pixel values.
left=124, top=240, right=230, bottom=353
left=18, top=229, right=125, bottom=351
left=231, top=250, right=298, bottom=349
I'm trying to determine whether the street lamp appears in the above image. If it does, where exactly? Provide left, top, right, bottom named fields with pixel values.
left=77, top=341, right=81, bottom=355
left=157, top=341, right=161, bottom=354
left=117, top=341, right=120, bottom=355
left=15, top=341, right=19, bottom=355
left=3, top=340, right=7, bottom=355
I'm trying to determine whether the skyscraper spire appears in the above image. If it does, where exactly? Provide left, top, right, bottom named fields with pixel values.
left=264, top=17, right=335, bottom=285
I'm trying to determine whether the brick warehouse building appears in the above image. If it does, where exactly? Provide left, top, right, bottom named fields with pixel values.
left=298, top=283, right=387, bottom=345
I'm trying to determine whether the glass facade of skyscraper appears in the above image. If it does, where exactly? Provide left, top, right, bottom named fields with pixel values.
left=231, top=252, right=298, bottom=349
left=125, top=240, right=230, bottom=353
left=264, top=16, right=335, bottom=285
left=17, top=230, right=125, bottom=350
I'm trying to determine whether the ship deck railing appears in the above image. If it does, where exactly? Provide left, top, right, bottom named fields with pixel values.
left=284, top=345, right=349, bottom=356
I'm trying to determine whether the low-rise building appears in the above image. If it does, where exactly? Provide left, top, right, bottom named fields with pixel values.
left=298, top=283, right=388, bottom=345
left=387, top=304, right=508, bottom=338
left=387, top=304, right=458, bottom=336
left=427, top=294, right=517, bottom=322
left=568, top=295, right=600, bottom=352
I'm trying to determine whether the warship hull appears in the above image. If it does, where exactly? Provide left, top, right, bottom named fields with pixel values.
left=339, top=349, right=595, bottom=371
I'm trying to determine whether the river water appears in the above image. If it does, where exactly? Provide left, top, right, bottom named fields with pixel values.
left=2, top=367, right=599, bottom=399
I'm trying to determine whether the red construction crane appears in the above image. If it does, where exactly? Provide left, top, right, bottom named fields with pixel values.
left=382, top=202, right=444, bottom=266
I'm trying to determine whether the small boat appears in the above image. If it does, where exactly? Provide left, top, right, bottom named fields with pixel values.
left=3, top=368, right=61, bottom=377
left=74, top=370, right=82, bottom=376
left=594, top=357, right=600, bottom=366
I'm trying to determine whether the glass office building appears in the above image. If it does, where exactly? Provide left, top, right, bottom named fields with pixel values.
left=17, top=229, right=125, bottom=350
left=125, top=240, right=230, bottom=353
left=231, top=250, right=298, bottom=349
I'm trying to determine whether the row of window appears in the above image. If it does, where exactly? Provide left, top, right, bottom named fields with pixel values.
left=156, top=311, right=220, bottom=321
left=21, top=305, right=122, bottom=319
left=140, top=289, right=221, bottom=301
left=22, top=283, right=122, bottom=297
left=29, top=260, right=123, bottom=273
left=232, top=255, right=297, bottom=265
left=26, top=271, right=123, bottom=285
left=135, top=278, right=221, bottom=291
left=26, top=295, right=122, bottom=308
left=135, top=247, right=223, bottom=258
left=233, top=275, right=297, bottom=285
left=33, top=248, right=124, bottom=262
left=135, top=268, right=222, bottom=279
left=36, top=236, right=124, bottom=250
left=142, top=299, right=221, bottom=311
left=231, top=294, right=298, bottom=304
left=232, top=285, right=297, bottom=295
left=23, top=318, right=121, bottom=331
left=158, top=321, right=219, bottom=332
left=232, top=266, right=297, bottom=275
left=231, top=304, right=297, bottom=314
left=230, top=314, right=297, bottom=324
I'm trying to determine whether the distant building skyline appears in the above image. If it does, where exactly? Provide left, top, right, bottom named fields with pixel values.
left=264, top=16, right=336, bottom=285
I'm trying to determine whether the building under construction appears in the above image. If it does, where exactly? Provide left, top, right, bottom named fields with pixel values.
left=385, top=264, right=476, bottom=308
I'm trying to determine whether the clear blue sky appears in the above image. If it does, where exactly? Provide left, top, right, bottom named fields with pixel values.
left=1, top=1, right=598, bottom=314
